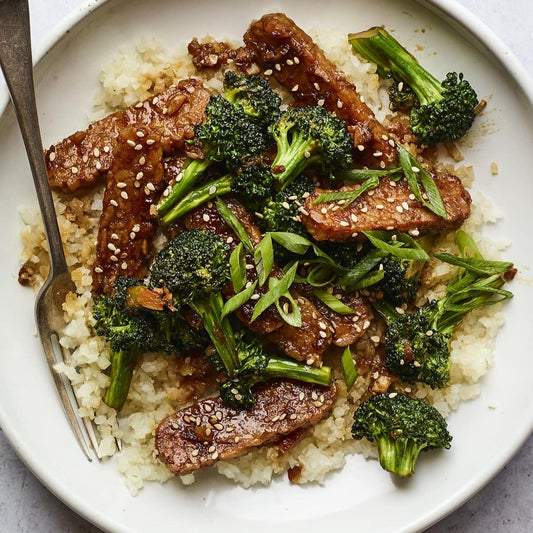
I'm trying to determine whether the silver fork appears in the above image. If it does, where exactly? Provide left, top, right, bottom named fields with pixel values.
left=0, top=0, right=99, bottom=460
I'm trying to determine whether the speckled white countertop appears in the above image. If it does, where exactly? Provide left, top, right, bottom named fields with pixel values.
left=1, top=1, right=532, bottom=531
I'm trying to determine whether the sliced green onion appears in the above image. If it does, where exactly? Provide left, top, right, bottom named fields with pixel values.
left=341, top=346, right=358, bottom=391
left=250, top=261, right=298, bottom=323
left=254, top=233, right=274, bottom=286
left=220, top=281, right=258, bottom=321
left=364, top=230, right=431, bottom=261
left=215, top=198, right=254, bottom=253
left=229, top=242, right=247, bottom=293
left=313, top=289, right=355, bottom=315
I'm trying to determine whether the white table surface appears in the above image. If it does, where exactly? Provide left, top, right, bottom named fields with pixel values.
left=1, top=1, right=532, bottom=531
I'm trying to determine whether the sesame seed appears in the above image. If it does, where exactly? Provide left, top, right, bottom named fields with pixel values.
left=136, top=130, right=145, bottom=137
left=107, top=243, right=116, bottom=251
left=95, top=161, right=102, bottom=170
left=319, top=321, right=327, bottom=330
left=264, top=69, right=273, bottom=76
left=299, top=392, right=305, bottom=401
left=409, top=229, right=420, bottom=237
left=121, top=191, right=129, bottom=200
left=130, top=232, right=136, bottom=240
left=294, top=56, right=300, bottom=64
left=132, top=224, right=140, bottom=232
left=94, top=266, right=103, bottom=273
left=103, top=145, right=111, bottom=153
left=373, top=151, right=383, bottom=157
left=226, top=236, right=234, bottom=244
left=49, top=152, right=56, bottom=162
left=71, top=166, right=78, bottom=174
left=192, top=449, right=199, bottom=457
left=413, top=361, right=421, bottom=367
left=234, top=437, right=240, bottom=443
left=319, top=330, right=327, bottom=338
left=275, top=63, right=281, bottom=71
left=371, top=335, right=381, bottom=343
left=290, top=414, right=297, bottom=420
left=282, top=201, right=291, bottom=210
left=127, top=140, right=136, bottom=147
left=395, top=307, right=405, bottom=315
left=351, top=231, right=358, bottom=238
left=312, top=392, right=318, bottom=401
left=317, top=98, right=325, bottom=106
left=117, top=182, right=127, bottom=188
left=121, top=261, right=128, bottom=270
left=398, top=82, right=404, bottom=92
left=110, top=255, right=118, bottom=262
left=304, top=150, right=311, bottom=158
left=402, top=201, right=409, bottom=210
left=211, top=451, right=219, bottom=460
left=208, top=185, right=217, bottom=195
left=146, top=139, right=155, bottom=145
left=202, top=213, right=210, bottom=222
left=320, top=207, right=328, bottom=214
left=350, top=213, right=358, bottom=222
left=299, top=208, right=310, bottom=216
left=245, top=264, right=254, bottom=270
left=389, top=392, right=398, bottom=398
left=110, top=199, right=118, bottom=207
left=337, top=99, right=343, bottom=109
left=250, top=294, right=260, bottom=300
left=412, top=166, right=420, bottom=173
left=291, top=84, right=299, bottom=92
left=339, top=221, right=349, bottom=227
left=363, top=320, right=371, bottom=329
left=306, top=358, right=314, bottom=365
left=396, top=205, right=404, bottom=213
left=376, top=204, right=384, bottom=210
left=426, top=330, right=434, bottom=336
left=361, top=206, right=368, bottom=213
left=314, top=82, right=320, bottom=90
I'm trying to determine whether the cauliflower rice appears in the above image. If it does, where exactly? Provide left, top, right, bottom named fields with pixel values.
left=19, top=29, right=508, bottom=494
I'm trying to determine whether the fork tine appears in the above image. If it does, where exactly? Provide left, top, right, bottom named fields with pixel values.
left=38, top=328, right=95, bottom=461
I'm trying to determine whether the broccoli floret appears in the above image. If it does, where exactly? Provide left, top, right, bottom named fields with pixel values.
left=149, top=228, right=240, bottom=374
left=374, top=231, right=514, bottom=388
left=352, top=393, right=452, bottom=477
left=270, top=105, right=353, bottom=189
left=220, top=333, right=331, bottom=410
left=260, top=178, right=315, bottom=235
left=223, top=70, right=281, bottom=131
left=259, top=178, right=315, bottom=262
left=349, top=27, right=479, bottom=145
left=376, top=237, right=433, bottom=306
left=93, top=278, right=208, bottom=409
left=321, top=241, right=371, bottom=270
left=93, top=279, right=155, bottom=410
left=159, top=162, right=274, bottom=225
left=157, top=94, right=269, bottom=221
left=387, top=76, right=418, bottom=112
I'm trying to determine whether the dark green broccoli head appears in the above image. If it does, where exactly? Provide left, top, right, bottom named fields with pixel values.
left=321, top=241, right=371, bottom=270
left=348, top=28, right=479, bottom=145
left=410, top=72, right=479, bottom=145
left=151, top=310, right=209, bottom=355
left=223, top=70, right=281, bottom=129
left=149, top=228, right=230, bottom=304
left=219, top=333, right=268, bottom=410
left=352, top=393, right=452, bottom=477
left=387, top=77, right=418, bottom=112
left=260, top=177, right=315, bottom=235
left=377, top=255, right=421, bottom=305
left=270, top=105, right=353, bottom=188
left=195, top=95, right=268, bottom=171
left=93, top=284, right=155, bottom=354
left=384, top=303, right=451, bottom=389
left=231, top=162, right=274, bottom=211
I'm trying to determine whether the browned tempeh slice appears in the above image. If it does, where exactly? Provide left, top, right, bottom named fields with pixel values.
left=155, top=379, right=336, bottom=475
left=92, top=127, right=164, bottom=296
left=300, top=286, right=373, bottom=347
left=301, top=172, right=471, bottom=242
left=46, top=79, right=210, bottom=192
left=243, top=13, right=396, bottom=167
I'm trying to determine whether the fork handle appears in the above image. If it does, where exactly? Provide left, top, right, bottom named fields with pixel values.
left=0, top=0, right=68, bottom=276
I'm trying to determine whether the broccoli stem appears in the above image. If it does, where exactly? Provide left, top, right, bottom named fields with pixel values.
left=348, top=27, right=443, bottom=106
left=156, top=158, right=212, bottom=217
left=161, top=174, right=233, bottom=226
left=190, top=292, right=239, bottom=374
left=263, top=356, right=331, bottom=386
left=377, top=435, right=426, bottom=477
left=103, top=349, right=139, bottom=410
left=271, top=129, right=319, bottom=189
